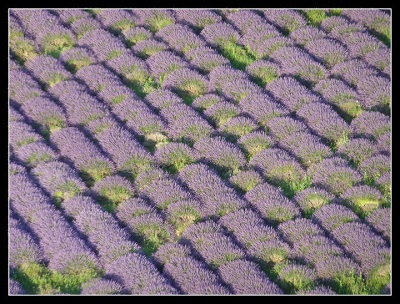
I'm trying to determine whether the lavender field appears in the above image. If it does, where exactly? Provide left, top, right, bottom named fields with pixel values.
left=9, top=9, right=391, bottom=295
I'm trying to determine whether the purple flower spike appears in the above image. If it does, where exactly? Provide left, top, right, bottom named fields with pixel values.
left=238, top=131, right=276, bottom=158
left=71, top=17, right=102, bottom=38
left=10, top=226, right=43, bottom=268
left=154, top=142, right=196, bottom=173
left=358, top=154, right=391, bottom=184
left=203, top=101, right=240, bottom=127
left=305, top=38, right=349, bottom=68
left=290, top=26, right=326, bottom=45
left=312, top=203, right=360, bottom=232
left=266, top=116, right=309, bottom=140
left=246, top=59, right=282, bottom=87
left=219, top=208, right=279, bottom=248
left=9, top=161, right=26, bottom=175
left=350, top=111, right=390, bottom=140
left=152, top=242, right=192, bottom=267
left=229, top=170, right=263, bottom=193
left=341, top=185, right=383, bottom=217
left=9, top=279, right=26, bottom=294
left=245, top=182, right=301, bottom=225
left=320, top=15, right=349, bottom=32
left=331, top=59, right=378, bottom=87
left=208, top=65, right=247, bottom=92
left=248, top=238, right=292, bottom=265
left=192, top=93, right=223, bottom=112
left=297, top=102, right=352, bottom=148
left=123, top=26, right=152, bottom=46
left=147, top=50, right=189, bottom=81
left=278, top=263, right=317, bottom=293
left=356, top=76, right=390, bottom=113
left=25, top=55, right=72, bottom=87
left=293, top=187, right=335, bottom=217
left=375, top=172, right=391, bottom=198
left=176, top=10, right=222, bottom=30
left=263, top=9, right=307, bottom=34
left=106, top=253, right=177, bottom=294
left=219, top=116, right=258, bottom=142
left=221, top=78, right=263, bottom=105
left=158, top=24, right=206, bottom=53
left=315, top=255, right=361, bottom=280
left=337, top=138, right=378, bottom=166
left=366, top=208, right=391, bottom=241
left=191, top=51, right=229, bottom=73
left=163, top=256, right=230, bottom=294
left=56, top=9, right=90, bottom=24
left=278, top=218, right=324, bottom=245
left=143, top=178, right=191, bottom=210
left=59, top=47, right=96, bottom=73
left=14, top=142, right=57, bottom=168
left=364, top=48, right=390, bottom=72
left=201, top=22, right=240, bottom=47
left=75, top=64, right=121, bottom=92
left=218, top=259, right=283, bottom=294
left=297, top=285, right=336, bottom=295
left=133, top=39, right=169, bottom=59
left=81, top=278, right=125, bottom=295
left=97, top=9, right=137, bottom=33
left=9, top=121, right=43, bottom=149
left=134, top=9, right=175, bottom=32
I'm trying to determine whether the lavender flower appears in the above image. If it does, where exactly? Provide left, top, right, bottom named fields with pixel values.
left=221, top=78, right=263, bottom=105
left=194, top=136, right=247, bottom=177
left=107, top=52, right=150, bottom=84
left=191, top=52, right=229, bottom=73
left=97, top=9, right=136, bottom=33
left=9, top=121, right=43, bottom=149
left=24, top=55, right=72, bottom=87
left=78, top=28, right=127, bottom=61
left=290, top=26, right=326, bottom=45
left=305, top=38, right=349, bottom=68
left=146, top=50, right=188, bottom=82
left=9, top=70, right=45, bottom=105
left=292, top=235, right=343, bottom=265
left=122, top=26, right=152, bottom=46
left=218, top=259, right=283, bottom=294
left=70, top=17, right=102, bottom=38
left=263, top=9, right=307, bottom=34
left=208, top=65, right=247, bottom=92
left=356, top=76, right=390, bottom=113
left=320, top=15, right=349, bottom=32
left=331, top=59, right=378, bottom=87
left=116, top=197, right=157, bottom=221
left=271, top=46, right=328, bottom=86
left=245, top=182, right=301, bottom=225
left=203, top=101, right=240, bottom=127
left=229, top=170, right=263, bottom=193
left=245, top=36, right=293, bottom=60
left=163, top=256, right=230, bottom=294
left=238, top=131, right=276, bottom=158
left=192, top=93, right=222, bottom=111
left=176, top=10, right=222, bottom=30
left=297, top=102, right=352, bottom=148
left=219, top=116, right=258, bottom=142
left=350, top=111, right=390, bottom=140
left=14, top=142, right=57, bottom=168
left=154, top=142, right=196, bottom=173
left=81, top=278, right=125, bottom=295
left=75, top=64, right=121, bottom=92
left=162, top=68, right=208, bottom=104
left=278, top=263, right=317, bottom=293
left=293, top=187, right=335, bottom=218
left=143, top=178, right=191, bottom=210
left=145, top=88, right=183, bottom=110
left=133, top=39, right=168, bottom=59
left=312, top=203, right=360, bottom=231
left=106, top=253, right=177, bottom=294
left=364, top=48, right=390, bottom=72
left=97, top=84, right=138, bottom=107
left=166, top=199, right=203, bottom=235
left=62, top=195, right=101, bottom=219
left=358, top=154, right=391, bottom=184
left=345, top=34, right=386, bottom=59
left=59, top=47, right=96, bottom=73
left=113, top=100, right=166, bottom=139
left=92, top=175, right=134, bottom=211
left=167, top=112, right=213, bottom=145
left=219, top=208, right=279, bottom=248
left=134, top=9, right=175, bottom=32
left=278, top=218, right=324, bottom=245
left=151, top=242, right=192, bottom=267
left=279, top=132, right=333, bottom=167
left=9, top=226, right=43, bottom=268
left=296, top=285, right=336, bottom=295
left=337, top=138, right=378, bottom=166
left=329, top=22, right=366, bottom=41
left=158, top=24, right=206, bottom=53
left=248, top=238, right=292, bottom=265
left=50, top=127, right=115, bottom=184
left=315, top=255, right=361, bottom=281
left=375, top=172, right=391, bottom=198
left=21, top=97, right=67, bottom=134
left=9, top=279, right=26, bottom=295
left=201, top=22, right=240, bottom=46
left=266, top=116, right=309, bottom=140
left=246, top=60, right=281, bottom=87
left=56, top=9, right=90, bottom=24
left=249, top=149, right=307, bottom=197
left=240, top=92, right=289, bottom=126
left=365, top=208, right=391, bottom=241
left=9, top=161, right=26, bottom=175
left=267, top=77, right=320, bottom=112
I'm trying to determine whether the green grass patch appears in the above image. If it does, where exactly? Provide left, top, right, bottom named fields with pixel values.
left=220, top=42, right=256, bottom=70
left=302, top=10, right=327, bottom=27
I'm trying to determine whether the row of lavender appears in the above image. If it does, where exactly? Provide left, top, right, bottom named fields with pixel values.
left=9, top=8, right=390, bottom=294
